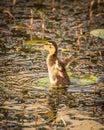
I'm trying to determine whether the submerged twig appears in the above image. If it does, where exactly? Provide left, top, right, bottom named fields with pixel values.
left=12, top=0, right=16, bottom=10
left=30, top=9, right=34, bottom=40
left=74, top=62, right=85, bottom=70
left=60, top=116, right=67, bottom=127
left=39, top=11, right=45, bottom=40
left=98, top=51, right=103, bottom=60
left=3, top=9, right=15, bottom=19
left=52, top=0, right=56, bottom=11
left=89, top=0, right=94, bottom=22
left=97, top=0, right=101, bottom=11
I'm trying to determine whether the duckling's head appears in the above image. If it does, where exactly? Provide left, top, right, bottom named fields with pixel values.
left=44, top=41, right=58, bottom=55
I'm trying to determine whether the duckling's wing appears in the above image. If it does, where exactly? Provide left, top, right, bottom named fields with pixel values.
left=62, top=55, right=74, bottom=68
left=55, top=60, right=65, bottom=72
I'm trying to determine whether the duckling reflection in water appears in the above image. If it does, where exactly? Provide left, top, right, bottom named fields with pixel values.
left=44, top=41, right=73, bottom=88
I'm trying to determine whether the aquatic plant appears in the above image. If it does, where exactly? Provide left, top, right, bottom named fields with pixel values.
left=90, top=29, right=104, bottom=39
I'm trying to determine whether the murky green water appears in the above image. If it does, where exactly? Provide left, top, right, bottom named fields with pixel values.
left=0, top=0, right=104, bottom=129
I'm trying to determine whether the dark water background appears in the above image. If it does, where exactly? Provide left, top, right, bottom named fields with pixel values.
left=0, top=0, right=104, bottom=129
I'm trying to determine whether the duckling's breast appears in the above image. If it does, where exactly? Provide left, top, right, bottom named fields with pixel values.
left=47, top=55, right=70, bottom=85
left=47, top=61, right=56, bottom=84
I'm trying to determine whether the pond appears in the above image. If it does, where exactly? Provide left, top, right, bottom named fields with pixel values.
left=0, top=0, right=104, bottom=130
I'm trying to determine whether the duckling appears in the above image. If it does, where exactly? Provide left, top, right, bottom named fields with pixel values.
left=44, top=41, right=73, bottom=87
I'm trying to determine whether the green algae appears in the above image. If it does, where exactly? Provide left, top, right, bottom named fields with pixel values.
left=37, top=72, right=98, bottom=87
left=25, top=39, right=49, bottom=45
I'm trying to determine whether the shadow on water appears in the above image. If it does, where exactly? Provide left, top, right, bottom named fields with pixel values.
left=0, top=74, right=104, bottom=129
left=0, top=85, right=74, bottom=129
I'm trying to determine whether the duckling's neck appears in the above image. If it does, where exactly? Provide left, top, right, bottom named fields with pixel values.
left=47, top=53, right=57, bottom=66
left=50, top=51, right=57, bottom=56
left=48, top=53, right=57, bottom=60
